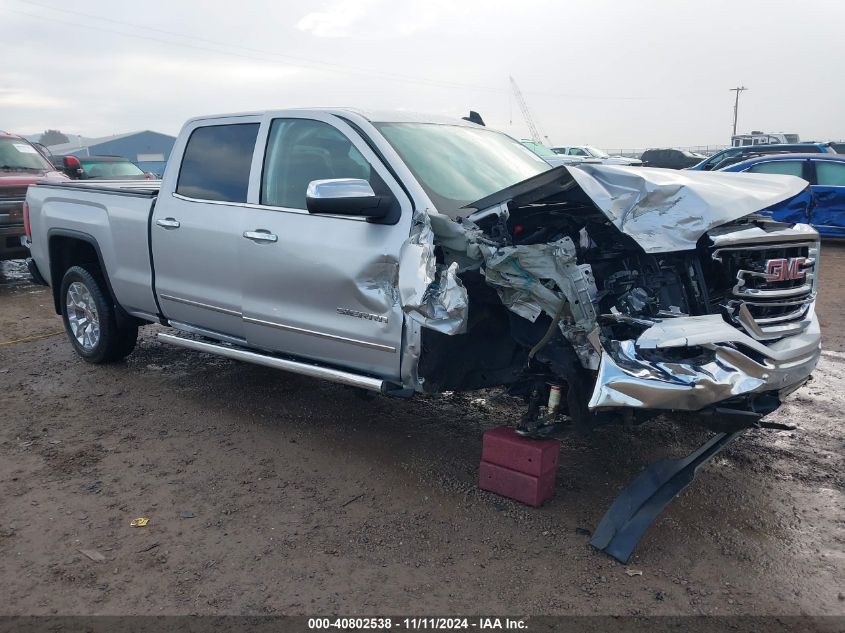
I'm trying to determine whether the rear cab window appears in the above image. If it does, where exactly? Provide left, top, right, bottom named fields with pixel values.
left=176, top=123, right=260, bottom=202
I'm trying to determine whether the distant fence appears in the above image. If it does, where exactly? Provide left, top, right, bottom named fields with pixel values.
left=605, top=145, right=729, bottom=158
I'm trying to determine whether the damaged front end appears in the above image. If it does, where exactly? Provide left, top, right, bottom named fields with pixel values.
left=398, top=164, right=821, bottom=433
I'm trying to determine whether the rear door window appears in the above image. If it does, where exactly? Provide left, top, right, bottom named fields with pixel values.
left=176, top=123, right=259, bottom=202
left=815, top=161, right=845, bottom=186
left=747, top=160, right=805, bottom=177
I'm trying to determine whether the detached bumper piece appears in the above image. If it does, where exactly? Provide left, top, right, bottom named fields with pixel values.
left=590, top=430, right=743, bottom=563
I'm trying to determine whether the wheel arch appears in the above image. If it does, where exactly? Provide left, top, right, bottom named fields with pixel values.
left=47, top=229, right=140, bottom=328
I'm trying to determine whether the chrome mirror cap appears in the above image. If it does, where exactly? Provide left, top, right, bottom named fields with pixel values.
left=306, top=178, right=375, bottom=200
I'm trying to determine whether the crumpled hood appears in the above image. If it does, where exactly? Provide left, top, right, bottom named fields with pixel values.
left=470, top=164, right=809, bottom=253
left=565, top=164, right=808, bottom=252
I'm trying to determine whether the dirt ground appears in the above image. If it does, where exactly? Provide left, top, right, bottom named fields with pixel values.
left=0, top=245, right=843, bottom=617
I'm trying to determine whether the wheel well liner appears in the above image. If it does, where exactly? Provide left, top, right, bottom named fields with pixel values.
left=47, top=229, right=139, bottom=328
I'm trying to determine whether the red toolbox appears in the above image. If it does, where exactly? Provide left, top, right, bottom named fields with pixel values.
left=479, top=426, right=560, bottom=507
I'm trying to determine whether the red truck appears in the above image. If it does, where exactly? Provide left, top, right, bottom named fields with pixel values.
left=0, top=132, right=68, bottom=261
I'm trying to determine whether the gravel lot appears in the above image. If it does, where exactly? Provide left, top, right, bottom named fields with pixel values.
left=1, top=245, right=843, bottom=616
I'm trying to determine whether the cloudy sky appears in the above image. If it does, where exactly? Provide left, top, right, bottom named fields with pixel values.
left=3, top=0, right=844, bottom=149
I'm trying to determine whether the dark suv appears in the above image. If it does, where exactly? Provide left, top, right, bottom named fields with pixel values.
left=688, top=143, right=835, bottom=171
left=639, top=148, right=707, bottom=169
left=0, top=132, right=68, bottom=261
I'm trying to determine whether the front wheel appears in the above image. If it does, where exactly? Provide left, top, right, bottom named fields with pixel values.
left=60, top=265, right=137, bottom=363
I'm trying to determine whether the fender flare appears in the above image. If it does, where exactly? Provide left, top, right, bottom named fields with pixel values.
left=47, top=228, right=140, bottom=328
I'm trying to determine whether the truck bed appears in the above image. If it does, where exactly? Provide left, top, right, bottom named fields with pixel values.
left=26, top=180, right=161, bottom=320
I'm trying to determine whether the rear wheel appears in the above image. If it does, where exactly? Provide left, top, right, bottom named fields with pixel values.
left=60, top=265, right=138, bottom=363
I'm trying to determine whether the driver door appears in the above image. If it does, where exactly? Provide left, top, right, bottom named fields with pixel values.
left=238, top=111, right=413, bottom=380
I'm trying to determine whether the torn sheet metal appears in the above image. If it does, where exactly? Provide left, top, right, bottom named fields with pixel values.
left=427, top=213, right=487, bottom=271
left=561, top=165, right=808, bottom=253
left=397, top=210, right=470, bottom=334
left=478, top=237, right=600, bottom=368
left=397, top=208, right=602, bottom=367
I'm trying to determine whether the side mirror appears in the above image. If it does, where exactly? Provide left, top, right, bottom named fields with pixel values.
left=305, top=179, right=388, bottom=219
left=62, top=155, right=83, bottom=178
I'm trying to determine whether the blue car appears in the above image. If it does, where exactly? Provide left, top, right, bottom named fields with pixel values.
left=688, top=142, right=835, bottom=171
left=721, top=153, right=845, bottom=237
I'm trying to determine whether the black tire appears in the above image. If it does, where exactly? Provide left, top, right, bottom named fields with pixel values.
left=60, top=264, right=138, bottom=363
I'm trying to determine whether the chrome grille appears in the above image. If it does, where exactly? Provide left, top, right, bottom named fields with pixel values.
left=710, top=240, right=818, bottom=340
left=0, top=187, right=27, bottom=200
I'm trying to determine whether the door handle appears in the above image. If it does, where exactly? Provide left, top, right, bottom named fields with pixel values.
left=243, top=230, right=278, bottom=243
left=155, top=217, right=181, bottom=229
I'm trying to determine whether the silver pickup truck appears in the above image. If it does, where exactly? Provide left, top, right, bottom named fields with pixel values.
left=25, top=108, right=821, bottom=436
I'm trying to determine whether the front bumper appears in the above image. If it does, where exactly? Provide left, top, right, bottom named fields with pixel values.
left=589, top=311, right=821, bottom=412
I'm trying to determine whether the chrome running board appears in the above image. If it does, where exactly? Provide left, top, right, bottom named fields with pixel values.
left=157, top=332, right=385, bottom=392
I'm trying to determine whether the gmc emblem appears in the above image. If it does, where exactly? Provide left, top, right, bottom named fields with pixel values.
left=765, top=257, right=807, bottom=282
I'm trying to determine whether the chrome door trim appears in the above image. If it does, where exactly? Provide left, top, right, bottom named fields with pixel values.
left=158, top=332, right=385, bottom=392
left=172, top=192, right=250, bottom=207
left=171, top=192, right=368, bottom=221
left=159, top=293, right=242, bottom=317
left=242, top=315, right=396, bottom=353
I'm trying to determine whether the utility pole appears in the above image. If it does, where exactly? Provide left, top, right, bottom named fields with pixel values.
left=729, top=86, right=748, bottom=137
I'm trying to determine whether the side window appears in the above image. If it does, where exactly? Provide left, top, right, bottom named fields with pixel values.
left=261, top=118, right=376, bottom=209
left=747, top=161, right=804, bottom=177
left=815, top=161, right=845, bottom=186
left=570, top=148, right=587, bottom=156
left=176, top=123, right=259, bottom=202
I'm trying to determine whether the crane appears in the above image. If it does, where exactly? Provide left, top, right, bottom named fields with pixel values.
left=509, top=76, right=548, bottom=146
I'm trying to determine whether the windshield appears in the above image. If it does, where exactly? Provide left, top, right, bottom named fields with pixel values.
left=0, top=138, right=52, bottom=171
left=584, top=146, right=610, bottom=158
left=375, top=123, right=551, bottom=216
left=520, top=140, right=557, bottom=158
left=80, top=159, right=145, bottom=178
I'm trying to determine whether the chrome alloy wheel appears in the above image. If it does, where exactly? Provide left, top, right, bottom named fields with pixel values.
left=66, top=281, right=101, bottom=350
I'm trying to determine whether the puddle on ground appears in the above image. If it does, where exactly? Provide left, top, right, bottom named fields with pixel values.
left=0, top=259, right=36, bottom=295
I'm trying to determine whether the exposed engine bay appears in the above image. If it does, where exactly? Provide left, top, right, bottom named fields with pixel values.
left=400, top=165, right=821, bottom=435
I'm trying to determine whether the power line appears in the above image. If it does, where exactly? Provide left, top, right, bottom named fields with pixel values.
left=8, top=1, right=505, bottom=94
left=6, top=0, right=714, bottom=103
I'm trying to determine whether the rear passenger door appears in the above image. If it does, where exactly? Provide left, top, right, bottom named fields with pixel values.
left=809, top=159, right=845, bottom=237
left=745, top=159, right=812, bottom=224
left=152, top=117, right=260, bottom=339
left=238, top=112, right=413, bottom=381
